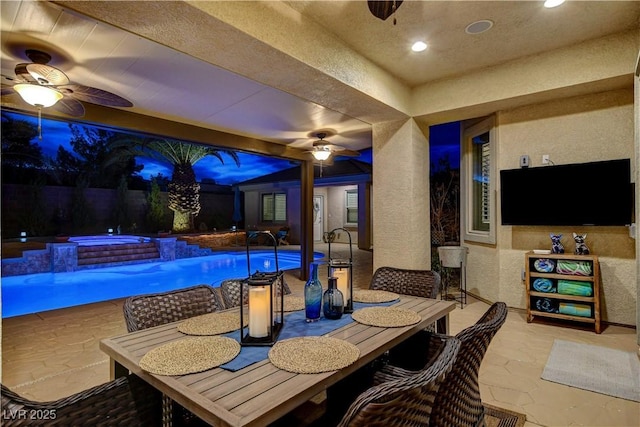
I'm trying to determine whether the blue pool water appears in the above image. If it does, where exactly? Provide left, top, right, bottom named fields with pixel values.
left=1, top=250, right=323, bottom=318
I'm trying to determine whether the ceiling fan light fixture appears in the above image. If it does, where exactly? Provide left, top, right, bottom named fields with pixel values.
left=13, top=83, right=62, bottom=107
left=544, top=0, right=565, bottom=8
left=312, top=147, right=332, bottom=161
left=411, top=41, right=428, bottom=52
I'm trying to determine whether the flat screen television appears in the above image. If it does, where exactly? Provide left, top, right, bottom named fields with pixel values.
left=500, top=159, right=633, bottom=226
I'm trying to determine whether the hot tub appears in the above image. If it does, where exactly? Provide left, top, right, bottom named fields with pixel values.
left=69, top=235, right=152, bottom=246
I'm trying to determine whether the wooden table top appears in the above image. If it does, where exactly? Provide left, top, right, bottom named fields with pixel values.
left=100, top=296, right=456, bottom=427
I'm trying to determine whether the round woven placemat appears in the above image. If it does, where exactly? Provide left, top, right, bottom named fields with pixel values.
left=352, top=289, right=399, bottom=303
left=139, top=336, right=240, bottom=376
left=351, top=306, right=421, bottom=328
left=178, top=311, right=247, bottom=336
left=268, top=336, right=360, bottom=374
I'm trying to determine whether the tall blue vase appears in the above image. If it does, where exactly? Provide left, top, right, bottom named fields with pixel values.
left=304, top=262, right=322, bottom=322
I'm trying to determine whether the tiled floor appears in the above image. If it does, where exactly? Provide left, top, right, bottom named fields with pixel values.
left=2, top=245, right=638, bottom=426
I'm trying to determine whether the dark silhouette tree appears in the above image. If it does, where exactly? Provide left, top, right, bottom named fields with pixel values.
left=1, top=113, right=45, bottom=183
left=110, top=137, right=240, bottom=232
left=146, top=178, right=167, bottom=232
left=114, top=175, right=130, bottom=231
left=54, top=124, right=141, bottom=188
left=430, top=153, right=460, bottom=245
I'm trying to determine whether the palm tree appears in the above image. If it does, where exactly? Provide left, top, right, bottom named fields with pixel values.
left=111, top=137, right=239, bottom=232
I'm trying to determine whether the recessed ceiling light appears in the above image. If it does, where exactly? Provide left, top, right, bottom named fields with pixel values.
left=411, top=41, right=428, bottom=52
left=465, top=19, right=494, bottom=35
left=544, top=0, right=565, bottom=8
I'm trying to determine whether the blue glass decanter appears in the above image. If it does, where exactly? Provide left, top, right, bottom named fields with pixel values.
left=322, top=277, right=344, bottom=320
left=304, top=262, right=322, bottom=322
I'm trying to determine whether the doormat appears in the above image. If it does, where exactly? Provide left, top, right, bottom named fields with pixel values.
left=484, top=403, right=526, bottom=427
left=541, top=339, right=640, bottom=402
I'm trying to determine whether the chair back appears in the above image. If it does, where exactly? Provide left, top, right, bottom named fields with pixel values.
left=220, top=278, right=249, bottom=308
left=1, top=375, right=162, bottom=426
left=123, top=284, right=223, bottom=332
left=370, top=266, right=441, bottom=299
left=430, top=301, right=508, bottom=426
left=338, top=337, right=461, bottom=427
left=220, top=276, right=292, bottom=308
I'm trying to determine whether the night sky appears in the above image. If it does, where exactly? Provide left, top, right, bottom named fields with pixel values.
left=4, top=112, right=458, bottom=183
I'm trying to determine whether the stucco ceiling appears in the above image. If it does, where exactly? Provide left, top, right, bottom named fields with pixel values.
left=1, top=1, right=638, bottom=158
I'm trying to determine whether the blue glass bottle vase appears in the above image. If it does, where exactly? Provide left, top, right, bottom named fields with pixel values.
left=322, top=277, right=344, bottom=320
left=304, top=262, right=322, bottom=322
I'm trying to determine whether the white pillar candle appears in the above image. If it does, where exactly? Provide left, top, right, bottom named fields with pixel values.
left=249, top=287, right=270, bottom=338
left=333, top=268, right=350, bottom=306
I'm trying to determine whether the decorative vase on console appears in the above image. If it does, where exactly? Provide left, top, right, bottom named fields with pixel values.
left=304, top=262, right=322, bottom=322
left=322, top=277, right=344, bottom=320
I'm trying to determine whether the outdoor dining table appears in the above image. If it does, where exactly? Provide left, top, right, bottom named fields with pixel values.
left=100, top=295, right=456, bottom=427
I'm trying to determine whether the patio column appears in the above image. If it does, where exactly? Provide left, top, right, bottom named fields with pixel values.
left=300, top=159, right=314, bottom=281
left=372, top=118, right=431, bottom=271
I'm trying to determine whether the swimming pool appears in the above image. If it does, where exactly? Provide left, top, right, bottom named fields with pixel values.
left=1, top=250, right=324, bottom=318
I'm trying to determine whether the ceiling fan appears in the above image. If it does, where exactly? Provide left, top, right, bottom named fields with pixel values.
left=1, top=49, right=132, bottom=137
left=368, top=1, right=404, bottom=24
left=307, top=132, right=360, bottom=177
left=308, top=132, right=360, bottom=162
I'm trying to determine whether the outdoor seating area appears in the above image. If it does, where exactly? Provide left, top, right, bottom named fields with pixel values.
left=1, top=2, right=639, bottom=427
left=1, top=245, right=638, bottom=426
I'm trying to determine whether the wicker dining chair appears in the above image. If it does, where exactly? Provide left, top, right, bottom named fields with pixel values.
left=123, top=284, right=224, bottom=333
left=220, top=276, right=292, bottom=309
left=374, top=302, right=508, bottom=427
left=369, top=266, right=441, bottom=299
left=336, top=336, right=461, bottom=427
left=369, top=266, right=442, bottom=369
left=1, top=375, right=162, bottom=426
left=122, top=284, right=224, bottom=426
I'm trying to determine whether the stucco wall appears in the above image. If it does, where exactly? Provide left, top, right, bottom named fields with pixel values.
left=486, top=88, right=637, bottom=325
left=373, top=119, right=431, bottom=270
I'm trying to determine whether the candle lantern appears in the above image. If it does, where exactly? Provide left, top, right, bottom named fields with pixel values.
left=240, top=231, right=284, bottom=346
left=327, top=228, right=354, bottom=313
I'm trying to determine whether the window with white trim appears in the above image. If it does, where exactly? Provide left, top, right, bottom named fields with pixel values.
left=345, top=189, right=358, bottom=226
left=462, top=116, right=496, bottom=244
left=262, top=192, right=287, bottom=222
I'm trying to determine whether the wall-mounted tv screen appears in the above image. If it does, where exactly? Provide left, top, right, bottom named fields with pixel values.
left=500, top=159, right=633, bottom=226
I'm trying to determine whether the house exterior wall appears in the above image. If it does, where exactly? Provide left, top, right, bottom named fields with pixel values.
left=326, top=185, right=358, bottom=243
left=373, top=28, right=638, bottom=326
left=239, top=182, right=364, bottom=246
left=490, top=89, right=635, bottom=325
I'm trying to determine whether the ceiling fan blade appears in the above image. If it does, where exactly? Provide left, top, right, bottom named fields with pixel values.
left=26, top=63, right=70, bottom=86
left=1, top=86, right=16, bottom=97
left=58, top=84, right=133, bottom=107
left=51, top=97, right=85, bottom=117
left=334, top=148, right=361, bottom=157
left=14, top=63, right=38, bottom=83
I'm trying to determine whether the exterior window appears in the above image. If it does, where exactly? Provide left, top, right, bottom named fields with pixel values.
left=345, top=189, right=358, bottom=226
left=473, top=133, right=491, bottom=231
left=262, top=193, right=287, bottom=222
left=462, top=116, right=496, bottom=244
